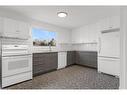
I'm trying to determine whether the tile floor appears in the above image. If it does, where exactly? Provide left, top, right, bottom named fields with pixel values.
left=6, top=65, right=119, bottom=89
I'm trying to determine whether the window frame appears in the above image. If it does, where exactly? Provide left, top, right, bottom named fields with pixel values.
left=31, top=26, right=57, bottom=49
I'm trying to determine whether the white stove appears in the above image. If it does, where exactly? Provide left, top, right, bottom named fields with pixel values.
left=1, top=45, right=32, bottom=88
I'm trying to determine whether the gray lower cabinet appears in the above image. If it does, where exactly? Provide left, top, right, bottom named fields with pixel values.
left=33, top=52, right=58, bottom=76
left=33, top=51, right=97, bottom=76
left=67, top=51, right=75, bottom=66
left=75, top=51, right=97, bottom=68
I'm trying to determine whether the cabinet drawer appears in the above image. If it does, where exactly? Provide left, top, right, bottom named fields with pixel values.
left=98, top=57, right=120, bottom=76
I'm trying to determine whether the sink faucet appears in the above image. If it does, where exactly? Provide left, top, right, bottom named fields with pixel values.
left=49, top=44, right=52, bottom=51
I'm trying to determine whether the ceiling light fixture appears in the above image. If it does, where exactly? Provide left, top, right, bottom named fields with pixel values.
left=57, top=12, right=68, bottom=18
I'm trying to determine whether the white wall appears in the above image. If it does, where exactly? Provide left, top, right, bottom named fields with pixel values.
left=120, top=7, right=127, bottom=89
left=0, top=8, right=72, bottom=53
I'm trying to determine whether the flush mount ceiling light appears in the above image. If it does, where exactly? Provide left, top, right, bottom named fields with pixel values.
left=57, top=12, right=68, bottom=18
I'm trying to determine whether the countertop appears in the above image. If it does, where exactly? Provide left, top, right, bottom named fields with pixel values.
left=32, top=50, right=72, bottom=54
left=32, top=50, right=97, bottom=54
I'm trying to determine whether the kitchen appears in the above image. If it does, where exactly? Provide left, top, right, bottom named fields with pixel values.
left=0, top=6, right=120, bottom=89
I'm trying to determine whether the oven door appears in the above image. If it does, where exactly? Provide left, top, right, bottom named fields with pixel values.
left=2, top=54, right=32, bottom=77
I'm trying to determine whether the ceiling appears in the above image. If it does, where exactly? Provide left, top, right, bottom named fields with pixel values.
left=0, top=6, right=120, bottom=29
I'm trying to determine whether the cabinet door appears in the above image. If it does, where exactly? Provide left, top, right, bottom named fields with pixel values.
left=75, top=51, right=80, bottom=64
left=33, top=64, right=46, bottom=75
left=33, top=53, right=58, bottom=76
left=76, top=51, right=97, bottom=68
left=3, top=18, right=19, bottom=38
left=3, top=18, right=30, bottom=39
left=44, top=53, right=58, bottom=70
left=33, top=53, right=45, bottom=66
left=72, top=30, right=82, bottom=43
left=109, top=16, right=120, bottom=29
left=18, top=21, right=30, bottom=39
left=100, top=17, right=120, bottom=31
left=67, top=51, right=75, bottom=66
left=33, top=53, right=46, bottom=76
left=67, top=51, right=72, bottom=66
left=58, top=52, right=67, bottom=69
left=100, top=18, right=110, bottom=31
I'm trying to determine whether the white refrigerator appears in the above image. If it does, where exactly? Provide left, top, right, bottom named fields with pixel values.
left=98, top=28, right=120, bottom=77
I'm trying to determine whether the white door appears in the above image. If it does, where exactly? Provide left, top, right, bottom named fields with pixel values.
left=99, top=29, right=120, bottom=58
left=58, top=52, right=67, bottom=69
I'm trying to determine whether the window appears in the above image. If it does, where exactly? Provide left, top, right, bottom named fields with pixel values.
left=32, top=28, right=56, bottom=46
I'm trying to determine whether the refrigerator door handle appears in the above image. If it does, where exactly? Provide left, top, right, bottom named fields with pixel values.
left=99, top=37, right=101, bottom=54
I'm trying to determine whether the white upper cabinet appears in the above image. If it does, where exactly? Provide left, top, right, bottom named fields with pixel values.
left=71, top=29, right=82, bottom=43
left=2, top=17, right=30, bottom=39
left=100, top=16, right=120, bottom=31
left=109, top=16, right=120, bottom=29
left=18, top=21, right=30, bottom=39
left=3, top=18, right=18, bottom=38
left=72, top=24, right=99, bottom=44
left=71, top=16, right=120, bottom=44
left=100, top=18, right=109, bottom=31
left=57, top=30, right=71, bottom=44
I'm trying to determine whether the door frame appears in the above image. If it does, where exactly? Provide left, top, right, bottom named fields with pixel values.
left=120, top=7, right=127, bottom=89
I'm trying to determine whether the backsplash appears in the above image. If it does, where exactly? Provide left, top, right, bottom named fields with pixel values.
left=57, top=43, right=72, bottom=51
left=32, top=43, right=72, bottom=53
left=1, top=38, right=98, bottom=53
left=72, top=43, right=98, bottom=51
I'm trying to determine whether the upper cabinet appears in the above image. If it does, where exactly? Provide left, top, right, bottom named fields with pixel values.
left=109, top=16, right=120, bottom=29
left=0, top=17, right=30, bottom=39
left=71, top=24, right=99, bottom=44
left=57, top=30, right=71, bottom=44
left=100, top=16, right=120, bottom=31
left=71, top=29, right=83, bottom=43
left=71, top=16, right=120, bottom=44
